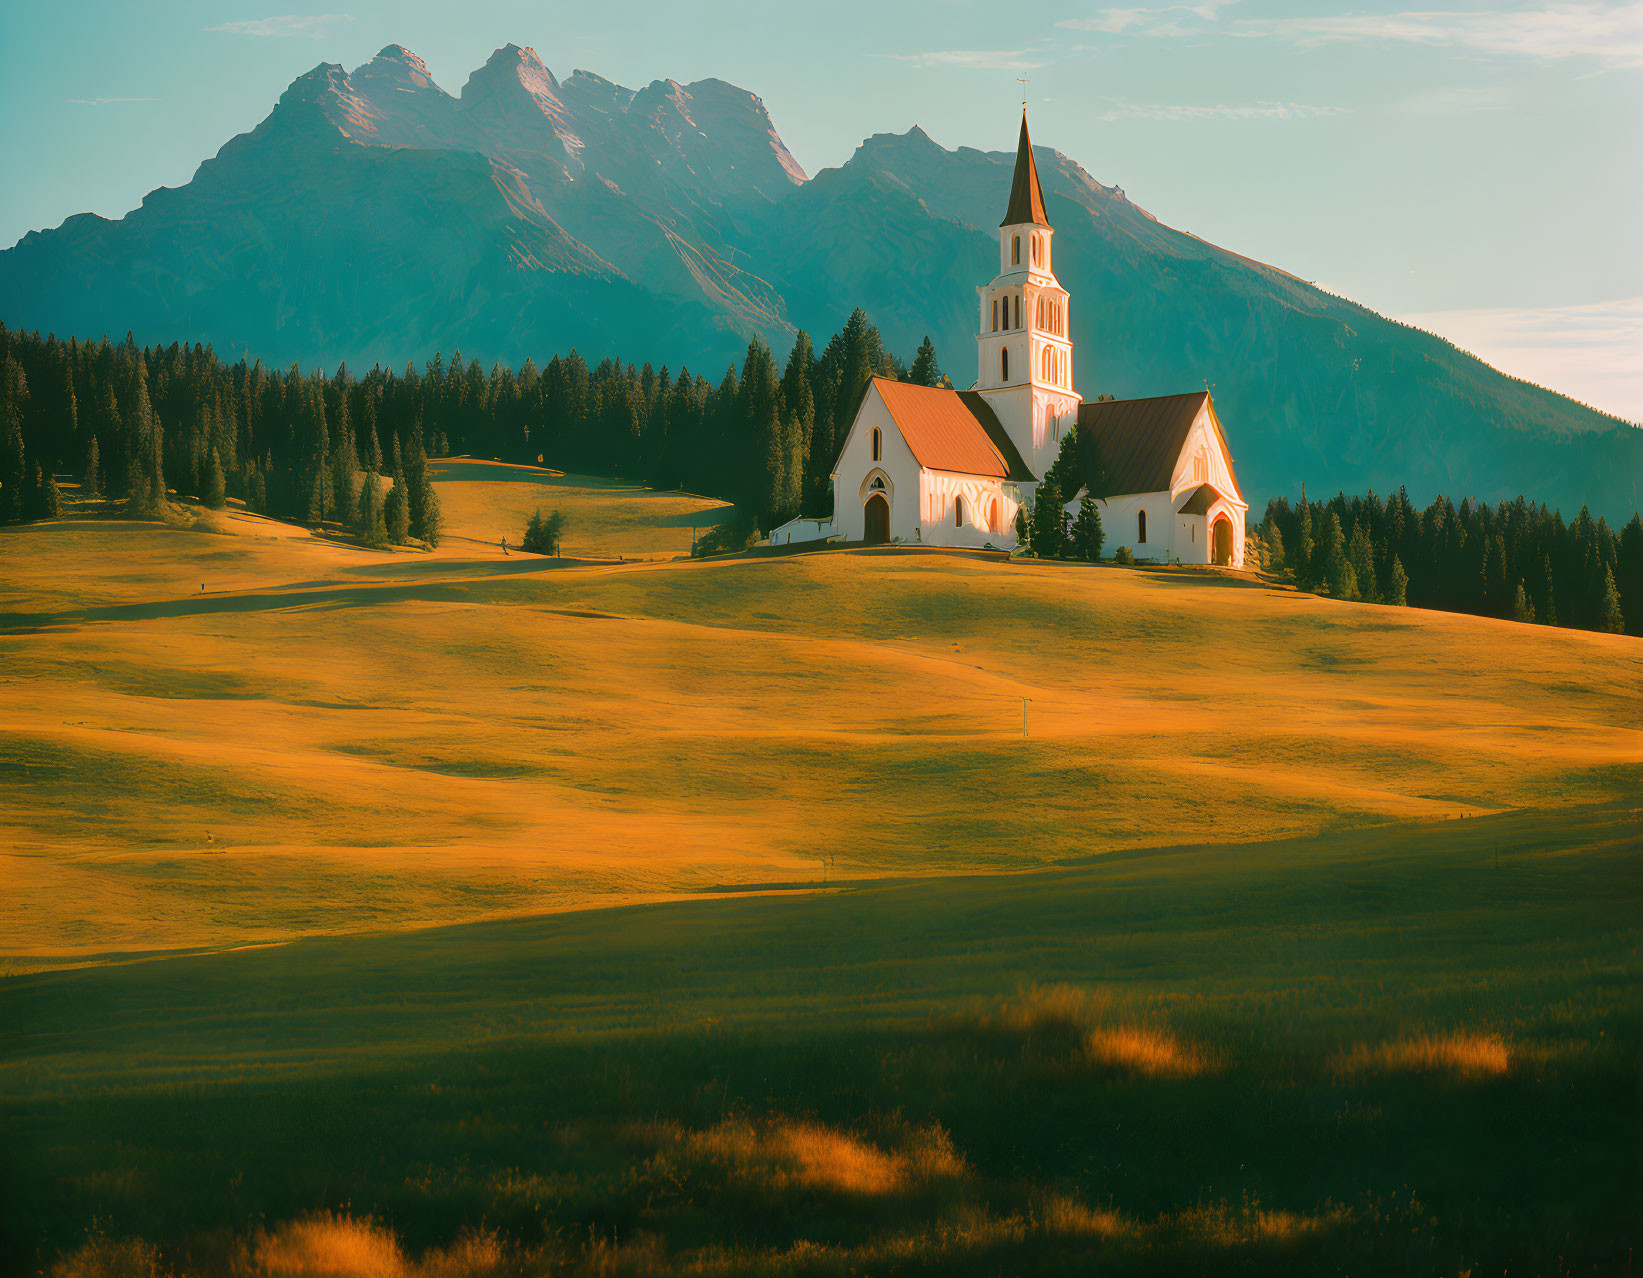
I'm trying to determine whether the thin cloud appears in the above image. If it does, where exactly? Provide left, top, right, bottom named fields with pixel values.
left=65, top=97, right=160, bottom=106
left=1238, top=3, right=1643, bottom=68
left=880, top=49, right=1050, bottom=70
left=1058, top=2, right=1643, bottom=69
left=1060, top=4, right=1234, bottom=36
left=1100, top=98, right=1348, bottom=121
left=205, top=13, right=355, bottom=39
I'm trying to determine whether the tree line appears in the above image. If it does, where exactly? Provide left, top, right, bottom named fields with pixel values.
left=2, top=318, right=1638, bottom=638
left=0, top=317, right=946, bottom=542
left=1254, top=487, right=1641, bottom=636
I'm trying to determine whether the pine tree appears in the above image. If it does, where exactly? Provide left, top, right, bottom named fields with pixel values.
left=355, top=471, right=386, bottom=545
left=83, top=436, right=102, bottom=498
left=1295, top=487, right=1314, bottom=588
left=407, top=441, right=442, bottom=546
left=1618, top=513, right=1643, bottom=636
left=522, top=508, right=546, bottom=554
left=1264, top=523, right=1286, bottom=575
left=1385, top=554, right=1408, bottom=606
left=329, top=440, right=358, bottom=527
left=1321, top=511, right=1356, bottom=599
left=908, top=336, right=942, bottom=387
left=1512, top=581, right=1536, bottom=624
left=1598, top=565, right=1625, bottom=634
left=1348, top=524, right=1378, bottom=603
left=1071, top=497, right=1104, bottom=562
left=306, top=468, right=325, bottom=525
left=202, top=448, right=226, bottom=509
left=1031, top=480, right=1068, bottom=559
left=384, top=466, right=409, bottom=544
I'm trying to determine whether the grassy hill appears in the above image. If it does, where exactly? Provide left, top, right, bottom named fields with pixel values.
left=1, top=465, right=1638, bottom=1273
left=2, top=462, right=1640, bottom=966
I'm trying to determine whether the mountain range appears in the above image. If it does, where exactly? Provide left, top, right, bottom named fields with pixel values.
left=2, top=42, right=1637, bottom=519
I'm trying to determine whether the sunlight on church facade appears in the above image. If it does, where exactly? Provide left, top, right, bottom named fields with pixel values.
left=770, top=111, right=1247, bottom=566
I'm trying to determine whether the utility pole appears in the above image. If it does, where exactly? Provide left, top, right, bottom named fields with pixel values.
left=1022, top=696, right=1029, bottom=740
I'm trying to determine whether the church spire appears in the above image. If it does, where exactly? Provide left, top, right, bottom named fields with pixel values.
left=999, top=110, right=1050, bottom=229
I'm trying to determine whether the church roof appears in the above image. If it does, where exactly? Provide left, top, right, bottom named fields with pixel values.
left=1076, top=391, right=1241, bottom=498
left=1000, top=112, right=1051, bottom=229
left=872, top=377, right=1034, bottom=481
left=1175, top=483, right=1220, bottom=515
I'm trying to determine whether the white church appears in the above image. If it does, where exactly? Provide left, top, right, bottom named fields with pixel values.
left=769, top=112, right=1247, bottom=568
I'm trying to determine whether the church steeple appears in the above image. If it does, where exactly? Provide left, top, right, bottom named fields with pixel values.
left=976, top=108, right=1079, bottom=478
left=1000, top=111, right=1050, bottom=229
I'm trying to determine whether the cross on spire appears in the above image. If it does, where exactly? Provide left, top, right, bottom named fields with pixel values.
left=1017, top=77, right=1029, bottom=108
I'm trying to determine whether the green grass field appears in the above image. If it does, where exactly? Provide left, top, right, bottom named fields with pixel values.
left=2, top=463, right=1640, bottom=1275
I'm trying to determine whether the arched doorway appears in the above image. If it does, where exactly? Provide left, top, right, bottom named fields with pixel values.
left=1212, top=516, right=1233, bottom=566
left=864, top=493, right=890, bottom=545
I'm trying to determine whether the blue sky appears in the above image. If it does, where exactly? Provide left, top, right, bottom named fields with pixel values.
left=1, top=0, right=1639, bottom=417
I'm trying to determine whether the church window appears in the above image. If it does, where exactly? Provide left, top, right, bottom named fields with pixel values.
left=955, top=495, right=965, bottom=527
left=1138, top=510, right=1148, bottom=544
left=1012, top=235, right=1021, bottom=265
left=991, top=299, right=998, bottom=332
left=871, top=427, right=882, bottom=462
left=1001, top=348, right=1009, bottom=381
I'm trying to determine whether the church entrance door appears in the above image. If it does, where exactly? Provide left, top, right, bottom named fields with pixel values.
left=1212, top=516, right=1233, bottom=566
left=864, top=494, right=890, bottom=544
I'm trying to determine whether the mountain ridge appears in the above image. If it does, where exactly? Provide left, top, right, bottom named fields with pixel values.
left=1, top=43, right=1636, bottom=519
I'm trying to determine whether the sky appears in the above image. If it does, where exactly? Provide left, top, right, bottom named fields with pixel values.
left=1, top=0, right=1639, bottom=419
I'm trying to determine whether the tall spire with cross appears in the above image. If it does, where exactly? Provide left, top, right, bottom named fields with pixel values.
left=1000, top=110, right=1050, bottom=229
left=977, top=107, right=1078, bottom=477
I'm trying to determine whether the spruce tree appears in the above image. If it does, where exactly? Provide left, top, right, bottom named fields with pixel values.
left=908, top=336, right=942, bottom=388
left=329, top=441, right=358, bottom=527
left=355, top=471, right=386, bottom=545
left=1321, top=511, right=1355, bottom=599
left=83, top=436, right=101, bottom=498
left=1295, top=488, right=1314, bottom=588
left=1385, top=554, right=1408, bottom=606
left=1598, top=565, right=1625, bottom=634
left=384, top=469, right=409, bottom=544
left=407, top=441, right=442, bottom=546
left=1512, top=581, right=1536, bottom=624
left=1031, top=480, right=1068, bottom=559
left=1348, top=524, right=1378, bottom=603
left=202, top=449, right=226, bottom=509
left=522, top=508, right=546, bottom=554
left=1071, top=497, right=1104, bottom=562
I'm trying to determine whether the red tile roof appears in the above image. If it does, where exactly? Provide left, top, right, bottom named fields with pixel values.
left=1077, top=391, right=1241, bottom=499
left=872, top=378, right=1034, bottom=481
left=1000, top=111, right=1051, bottom=229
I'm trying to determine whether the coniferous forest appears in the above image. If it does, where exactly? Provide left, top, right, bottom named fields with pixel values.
left=1, top=317, right=1638, bottom=637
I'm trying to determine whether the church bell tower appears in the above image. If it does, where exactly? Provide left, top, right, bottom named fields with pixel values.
left=976, top=111, right=1080, bottom=478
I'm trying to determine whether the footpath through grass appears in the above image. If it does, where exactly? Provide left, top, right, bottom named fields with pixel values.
left=4, top=801, right=1639, bottom=1276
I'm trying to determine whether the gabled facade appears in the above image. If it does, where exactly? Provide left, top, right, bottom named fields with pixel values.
left=765, top=111, right=1247, bottom=567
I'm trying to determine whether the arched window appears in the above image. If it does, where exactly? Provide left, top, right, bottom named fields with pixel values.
left=1012, top=235, right=1021, bottom=265
left=1137, top=510, right=1148, bottom=544
left=871, top=427, right=881, bottom=462
left=991, top=299, right=998, bottom=332
left=955, top=495, right=965, bottom=527
left=1001, top=348, right=1009, bottom=381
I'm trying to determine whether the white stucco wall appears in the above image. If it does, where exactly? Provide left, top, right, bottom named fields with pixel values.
left=920, top=471, right=1019, bottom=548
left=829, top=384, right=925, bottom=544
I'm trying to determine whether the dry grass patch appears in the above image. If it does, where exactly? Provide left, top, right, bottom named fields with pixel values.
left=1339, top=1032, right=1512, bottom=1079
left=1083, top=1024, right=1210, bottom=1077
left=251, top=1213, right=407, bottom=1278
left=645, top=1117, right=968, bottom=1197
left=970, top=984, right=1215, bottom=1077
